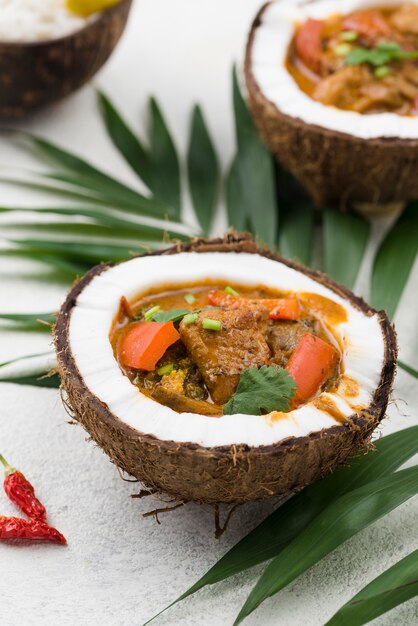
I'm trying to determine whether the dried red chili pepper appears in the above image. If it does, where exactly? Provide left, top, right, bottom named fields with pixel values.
left=0, top=454, right=46, bottom=521
left=0, top=516, right=66, bottom=544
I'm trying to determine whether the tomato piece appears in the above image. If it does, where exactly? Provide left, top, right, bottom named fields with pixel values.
left=207, top=291, right=300, bottom=320
left=342, top=10, right=391, bottom=43
left=295, top=18, right=324, bottom=74
left=208, top=291, right=241, bottom=309
left=118, top=321, right=180, bottom=371
left=286, top=333, right=339, bottom=404
left=268, top=299, right=300, bottom=320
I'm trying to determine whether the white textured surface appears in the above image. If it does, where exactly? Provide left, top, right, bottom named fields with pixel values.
left=69, top=251, right=384, bottom=446
left=0, top=1, right=417, bottom=625
left=251, top=0, right=418, bottom=138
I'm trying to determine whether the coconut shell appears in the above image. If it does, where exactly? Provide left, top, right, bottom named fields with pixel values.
left=54, top=233, right=397, bottom=504
left=245, top=3, right=418, bottom=208
left=0, top=0, right=132, bottom=119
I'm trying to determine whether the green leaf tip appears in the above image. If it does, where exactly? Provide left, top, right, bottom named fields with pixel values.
left=325, top=548, right=418, bottom=625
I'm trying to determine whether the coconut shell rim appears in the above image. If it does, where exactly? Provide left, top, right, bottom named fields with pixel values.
left=245, top=1, right=418, bottom=147
left=54, top=233, right=397, bottom=458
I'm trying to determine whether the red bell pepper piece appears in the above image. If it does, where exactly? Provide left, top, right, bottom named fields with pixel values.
left=286, top=333, right=339, bottom=404
left=295, top=18, right=324, bottom=74
left=342, top=10, right=391, bottom=43
left=118, top=321, right=180, bottom=371
left=207, top=291, right=300, bottom=320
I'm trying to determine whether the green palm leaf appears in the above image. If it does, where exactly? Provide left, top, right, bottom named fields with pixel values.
left=98, top=91, right=152, bottom=188
left=43, top=170, right=172, bottom=218
left=278, top=202, right=314, bottom=266
left=371, top=203, right=418, bottom=319
left=1, top=218, right=189, bottom=242
left=398, top=360, right=418, bottom=379
left=19, top=133, right=176, bottom=219
left=0, top=248, right=88, bottom=275
left=0, top=351, right=58, bottom=387
left=0, top=351, right=54, bottom=368
left=234, top=466, right=418, bottom=625
left=0, top=312, right=55, bottom=331
left=227, top=68, right=277, bottom=246
left=0, top=205, right=194, bottom=239
left=225, top=155, right=250, bottom=232
left=323, top=209, right=371, bottom=288
left=7, top=239, right=151, bottom=264
left=0, top=174, right=131, bottom=207
left=146, top=427, right=418, bottom=623
left=325, top=548, right=418, bottom=626
left=148, top=98, right=182, bottom=217
left=187, top=105, right=220, bottom=235
left=0, top=374, right=60, bottom=388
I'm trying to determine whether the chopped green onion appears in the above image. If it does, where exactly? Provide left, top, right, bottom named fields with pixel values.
left=157, top=363, right=174, bottom=376
left=224, top=286, right=240, bottom=297
left=202, top=318, right=222, bottom=331
left=183, top=293, right=196, bottom=305
left=335, top=43, right=351, bottom=56
left=374, top=65, right=390, bottom=78
left=183, top=313, right=199, bottom=326
left=340, top=30, right=358, bottom=42
left=144, top=305, right=161, bottom=321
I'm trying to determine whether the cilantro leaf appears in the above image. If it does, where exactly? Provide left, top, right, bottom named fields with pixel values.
left=346, top=42, right=418, bottom=67
left=152, top=308, right=189, bottom=323
left=223, top=366, right=297, bottom=416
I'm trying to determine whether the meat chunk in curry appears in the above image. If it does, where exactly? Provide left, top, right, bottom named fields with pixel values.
left=179, top=307, right=270, bottom=405
left=268, top=319, right=316, bottom=368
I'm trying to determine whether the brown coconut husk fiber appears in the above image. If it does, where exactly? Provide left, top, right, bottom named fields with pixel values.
left=54, top=233, right=397, bottom=504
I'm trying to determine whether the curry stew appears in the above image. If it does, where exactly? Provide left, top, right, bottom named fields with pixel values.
left=287, top=4, right=418, bottom=115
left=110, top=282, right=343, bottom=417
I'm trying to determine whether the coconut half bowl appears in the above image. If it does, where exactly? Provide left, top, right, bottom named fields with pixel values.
left=54, top=234, right=397, bottom=504
left=0, top=0, right=132, bottom=119
left=245, top=0, right=418, bottom=210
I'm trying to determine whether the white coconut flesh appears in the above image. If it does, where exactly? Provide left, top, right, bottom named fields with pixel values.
left=250, top=0, right=418, bottom=139
left=68, top=252, right=386, bottom=448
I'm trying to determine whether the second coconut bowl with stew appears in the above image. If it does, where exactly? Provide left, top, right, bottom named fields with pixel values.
left=245, top=0, right=418, bottom=211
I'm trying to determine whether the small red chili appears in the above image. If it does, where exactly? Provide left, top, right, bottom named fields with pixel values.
left=0, top=454, right=47, bottom=521
left=0, top=516, right=66, bottom=544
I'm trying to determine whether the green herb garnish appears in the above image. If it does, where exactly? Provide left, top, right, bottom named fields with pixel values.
left=335, top=43, right=351, bottom=57
left=340, top=30, right=358, bottom=42
left=224, top=286, right=240, bottom=297
left=152, top=308, right=189, bottom=323
left=157, top=363, right=174, bottom=376
left=202, top=318, right=222, bottom=331
left=183, top=312, right=199, bottom=326
left=346, top=41, right=418, bottom=67
left=374, top=65, right=390, bottom=78
left=223, top=366, right=296, bottom=415
left=183, top=293, right=196, bottom=305
left=144, top=305, right=161, bottom=321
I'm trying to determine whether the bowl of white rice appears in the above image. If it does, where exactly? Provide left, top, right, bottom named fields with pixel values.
left=0, top=0, right=133, bottom=118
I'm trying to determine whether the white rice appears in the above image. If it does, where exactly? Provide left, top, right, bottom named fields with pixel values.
left=0, top=0, right=93, bottom=43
